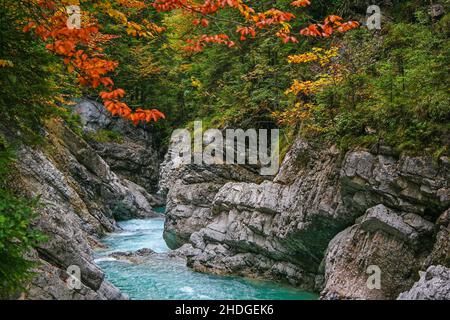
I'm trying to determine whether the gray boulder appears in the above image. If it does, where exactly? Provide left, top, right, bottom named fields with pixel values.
left=320, top=204, right=432, bottom=300
left=398, top=265, right=450, bottom=300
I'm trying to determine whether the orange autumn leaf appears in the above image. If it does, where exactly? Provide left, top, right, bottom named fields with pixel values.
left=290, top=0, right=311, bottom=7
left=300, top=15, right=359, bottom=38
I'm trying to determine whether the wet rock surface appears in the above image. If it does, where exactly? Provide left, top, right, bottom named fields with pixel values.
left=107, top=247, right=187, bottom=264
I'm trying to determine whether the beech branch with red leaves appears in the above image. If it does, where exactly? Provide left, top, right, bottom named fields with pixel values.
left=21, top=0, right=359, bottom=124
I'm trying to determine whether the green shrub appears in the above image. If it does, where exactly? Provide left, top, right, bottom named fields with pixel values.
left=0, top=190, right=45, bottom=299
left=309, top=21, right=450, bottom=155
left=0, top=141, right=46, bottom=299
left=84, top=129, right=124, bottom=144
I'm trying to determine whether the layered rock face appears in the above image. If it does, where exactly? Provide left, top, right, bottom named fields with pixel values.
left=176, top=141, right=349, bottom=290
left=162, top=138, right=450, bottom=298
left=14, top=119, right=160, bottom=299
left=398, top=265, right=450, bottom=300
left=321, top=152, right=449, bottom=299
left=162, top=161, right=264, bottom=249
left=74, top=99, right=161, bottom=195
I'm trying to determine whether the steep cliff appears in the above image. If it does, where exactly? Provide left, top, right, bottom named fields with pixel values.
left=162, top=162, right=264, bottom=249
left=162, top=138, right=450, bottom=298
left=74, top=99, right=162, bottom=195
left=13, top=115, right=161, bottom=299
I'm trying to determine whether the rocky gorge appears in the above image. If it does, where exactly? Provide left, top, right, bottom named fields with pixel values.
left=161, top=137, right=450, bottom=300
left=13, top=100, right=163, bottom=299
left=12, top=99, right=449, bottom=300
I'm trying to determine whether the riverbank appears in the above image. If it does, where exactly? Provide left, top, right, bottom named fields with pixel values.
left=95, top=215, right=318, bottom=300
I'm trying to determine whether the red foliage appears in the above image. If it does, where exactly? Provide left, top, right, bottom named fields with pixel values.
left=300, top=15, right=359, bottom=37
left=290, top=0, right=311, bottom=7
left=22, top=0, right=359, bottom=124
left=23, top=0, right=164, bottom=124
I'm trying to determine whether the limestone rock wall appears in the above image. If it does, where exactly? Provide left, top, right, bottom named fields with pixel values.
left=162, top=138, right=450, bottom=298
left=74, top=99, right=161, bottom=195
left=14, top=119, right=161, bottom=299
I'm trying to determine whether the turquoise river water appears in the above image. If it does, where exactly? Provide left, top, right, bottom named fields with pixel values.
left=95, top=209, right=318, bottom=300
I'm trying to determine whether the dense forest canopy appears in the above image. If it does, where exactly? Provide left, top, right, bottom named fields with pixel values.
left=2, top=0, right=360, bottom=131
left=0, top=0, right=449, bottom=296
